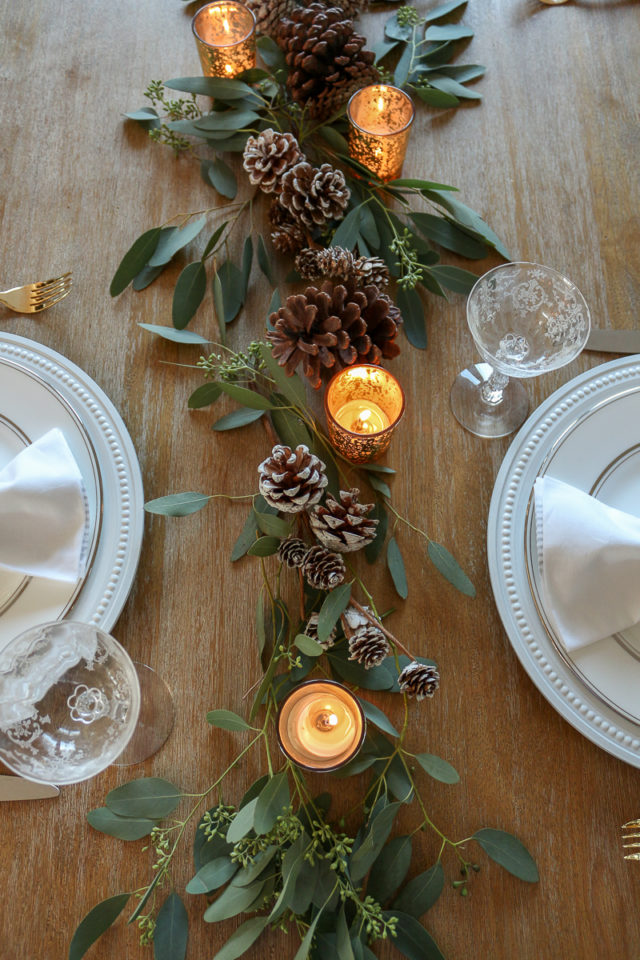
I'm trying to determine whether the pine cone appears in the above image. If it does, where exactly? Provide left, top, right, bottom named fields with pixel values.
left=243, top=129, right=303, bottom=194
left=348, top=623, right=390, bottom=669
left=276, top=3, right=379, bottom=121
left=309, top=488, right=377, bottom=553
left=302, top=544, right=346, bottom=590
left=245, top=0, right=295, bottom=36
left=266, top=280, right=401, bottom=387
left=258, top=444, right=328, bottom=513
left=278, top=536, right=308, bottom=568
left=398, top=662, right=440, bottom=700
left=280, top=162, right=350, bottom=232
left=296, top=246, right=356, bottom=283
left=269, top=200, right=306, bottom=256
left=353, top=255, right=390, bottom=291
left=331, top=0, right=370, bottom=19
left=304, top=611, right=336, bottom=650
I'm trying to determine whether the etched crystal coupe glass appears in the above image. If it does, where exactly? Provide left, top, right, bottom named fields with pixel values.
left=0, top=621, right=173, bottom=784
left=450, top=262, right=591, bottom=438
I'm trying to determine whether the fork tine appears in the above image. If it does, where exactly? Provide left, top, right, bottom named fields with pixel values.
left=33, top=271, right=72, bottom=289
left=31, top=281, right=73, bottom=305
left=625, top=853, right=640, bottom=861
left=623, top=820, right=640, bottom=828
left=32, top=289, right=72, bottom=311
left=31, top=275, right=72, bottom=297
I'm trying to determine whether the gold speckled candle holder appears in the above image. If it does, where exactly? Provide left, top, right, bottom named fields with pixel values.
left=192, top=1, right=256, bottom=78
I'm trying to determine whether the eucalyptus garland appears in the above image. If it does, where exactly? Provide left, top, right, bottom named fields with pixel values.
left=69, top=3, right=538, bottom=959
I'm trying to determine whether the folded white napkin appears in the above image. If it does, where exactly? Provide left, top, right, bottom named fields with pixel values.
left=0, top=428, right=87, bottom=583
left=534, top=476, right=640, bottom=651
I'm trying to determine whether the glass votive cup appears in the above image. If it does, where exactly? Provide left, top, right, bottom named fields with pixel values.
left=192, top=1, right=256, bottom=79
left=325, top=364, right=406, bottom=464
left=276, top=680, right=366, bottom=773
left=347, top=84, right=415, bottom=181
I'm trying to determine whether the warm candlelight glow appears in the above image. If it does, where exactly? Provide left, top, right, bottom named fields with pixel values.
left=277, top=680, right=366, bottom=771
left=325, top=365, right=405, bottom=463
left=192, top=2, right=256, bottom=79
left=347, top=84, right=415, bottom=182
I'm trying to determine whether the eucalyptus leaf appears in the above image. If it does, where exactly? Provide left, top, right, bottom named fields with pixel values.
left=254, top=511, right=290, bottom=537
left=269, top=404, right=312, bottom=450
left=392, top=862, right=444, bottom=918
left=241, top=235, right=253, bottom=288
left=318, top=125, right=349, bottom=153
left=164, top=76, right=255, bottom=98
left=226, top=797, right=258, bottom=844
left=193, top=815, right=233, bottom=871
left=427, top=541, right=475, bottom=596
left=428, top=74, right=482, bottom=100
left=138, top=323, right=210, bottom=345
left=69, top=893, right=130, bottom=960
left=234, top=846, right=278, bottom=886
left=217, top=382, right=274, bottom=410
left=106, top=778, right=182, bottom=819
left=212, top=917, right=268, bottom=960
left=410, top=212, right=488, bottom=259
left=359, top=204, right=380, bottom=248
left=387, top=537, right=408, bottom=599
left=385, top=13, right=413, bottom=41
left=317, top=582, right=352, bottom=644
left=424, top=190, right=510, bottom=259
left=397, top=286, right=427, bottom=350
left=414, top=752, right=460, bottom=784
left=128, top=871, right=164, bottom=925
left=381, top=910, right=445, bottom=960
left=394, top=44, right=413, bottom=88
left=132, top=263, right=165, bottom=291
left=144, top=492, right=211, bottom=517
left=389, top=178, right=457, bottom=191
left=110, top=228, right=161, bottom=296
left=153, top=892, right=188, bottom=960
left=428, top=264, right=479, bottom=293
left=367, top=835, right=413, bottom=905
left=350, top=802, right=402, bottom=883
left=371, top=36, right=400, bottom=63
left=231, top=505, right=258, bottom=561
left=473, top=828, right=539, bottom=882
left=436, top=63, right=486, bottom=82
left=331, top=205, right=362, bottom=251
left=125, top=106, right=160, bottom=128
left=412, top=85, right=459, bottom=108
left=424, top=23, right=473, bottom=42
left=336, top=907, right=356, bottom=960
left=217, top=260, right=245, bottom=323
left=206, top=709, right=253, bottom=732
left=367, top=475, right=391, bottom=498
left=202, top=221, right=229, bottom=259
left=186, top=857, right=238, bottom=894
left=86, top=807, right=155, bottom=841
left=194, top=109, right=260, bottom=131
left=188, top=382, right=222, bottom=409
left=292, top=905, right=326, bottom=960
left=256, top=35, right=286, bottom=70
left=289, top=858, right=317, bottom=915
left=203, top=879, right=265, bottom=923
left=239, top=774, right=270, bottom=809
left=172, top=261, right=207, bottom=329
left=364, top=501, right=388, bottom=564
left=295, top=633, right=324, bottom=657
left=206, top=157, right=238, bottom=199
left=212, top=407, right=264, bottom=431
left=330, top=752, right=379, bottom=779
left=254, top=772, right=290, bottom=835
left=149, top=218, right=207, bottom=267
left=328, top=649, right=396, bottom=691
left=386, top=754, right=414, bottom=803
left=256, top=235, right=276, bottom=285
left=424, top=0, right=468, bottom=19
left=246, top=535, right=280, bottom=556
left=266, top=288, right=280, bottom=323
left=357, top=698, right=399, bottom=738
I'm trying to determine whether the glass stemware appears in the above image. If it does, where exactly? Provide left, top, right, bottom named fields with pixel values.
left=450, top=262, right=591, bottom=438
left=0, top=621, right=173, bottom=784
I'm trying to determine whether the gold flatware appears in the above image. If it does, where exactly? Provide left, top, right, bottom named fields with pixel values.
left=0, top=271, right=72, bottom=314
left=622, top=820, right=640, bottom=860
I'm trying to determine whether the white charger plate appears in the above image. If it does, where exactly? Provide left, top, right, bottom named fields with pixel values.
left=0, top=334, right=143, bottom=649
left=488, top=355, right=640, bottom=767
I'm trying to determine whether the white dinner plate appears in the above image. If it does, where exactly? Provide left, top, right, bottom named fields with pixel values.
left=0, top=334, right=144, bottom=649
left=488, top=355, right=640, bottom=767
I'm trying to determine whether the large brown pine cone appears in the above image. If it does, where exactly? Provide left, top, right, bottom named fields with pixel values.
left=269, top=200, right=307, bottom=255
left=276, top=3, right=379, bottom=121
left=347, top=623, right=390, bottom=669
left=280, top=162, right=349, bottom=232
left=302, top=544, right=346, bottom=590
left=242, top=129, right=303, bottom=194
left=266, top=281, right=401, bottom=388
left=398, top=661, right=440, bottom=700
left=309, top=488, right=377, bottom=553
left=258, top=444, right=328, bottom=513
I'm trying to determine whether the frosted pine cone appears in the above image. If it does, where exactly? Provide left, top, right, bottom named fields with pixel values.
left=353, top=255, right=390, bottom=291
left=258, top=444, right=328, bottom=513
left=278, top=536, right=308, bottom=568
left=302, top=544, right=346, bottom=590
left=296, top=247, right=356, bottom=283
left=280, top=162, right=350, bottom=233
left=348, top=623, right=390, bottom=669
left=304, top=611, right=336, bottom=650
left=269, top=200, right=306, bottom=255
left=309, top=489, right=377, bottom=553
left=243, top=129, right=303, bottom=194
left=398, top=662, right=440, bottom=700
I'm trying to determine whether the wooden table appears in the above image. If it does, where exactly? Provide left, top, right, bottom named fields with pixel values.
left=1, top=0, right=639, bottom=957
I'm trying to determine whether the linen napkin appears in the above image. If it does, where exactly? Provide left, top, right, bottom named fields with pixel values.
left=0, top=428, right=87, bottom=582
left=534, top=476, right=640, bottom=651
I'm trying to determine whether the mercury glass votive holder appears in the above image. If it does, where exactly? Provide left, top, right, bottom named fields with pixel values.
left=325, top=364, right=406, bottom=464
left=277, top=680, right=366, bottom=772
left=192, top=1, right=256, bottom=79
left=347, top=84, right=415, bottom=181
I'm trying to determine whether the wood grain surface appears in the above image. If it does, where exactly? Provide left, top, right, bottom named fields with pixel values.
left=1, top=1, right=639, bottom=958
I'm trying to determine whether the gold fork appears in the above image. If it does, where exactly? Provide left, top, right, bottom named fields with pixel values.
left=622, top=820, right=640, bottom=860
left=0, top=272, right=72, bottom=314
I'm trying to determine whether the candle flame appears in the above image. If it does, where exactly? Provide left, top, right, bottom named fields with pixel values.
left=225, top=63, right=233, bottom=74
left=351, top=409, right=376, bottom=434
left=377, top=96, right=384, bottom=112
left=223, top=17, right=230, bottom=31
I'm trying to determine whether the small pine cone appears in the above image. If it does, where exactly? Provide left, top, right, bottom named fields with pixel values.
left=302, top=544, right=346, bottom=590
left=309, top=488, right=377, bottom=553
left=278, top=536, right=308, bottom=568
left=280, top=162, right=350, bottom=232
left=245, top=0, right=295, bottom=36
left=295, top=246, right=356, bottom=283
left=331, top=0, right=370, bottom=18
left=353, top=255, right=390, bottom=292
left=243, top=129, right=303, bottom=194
left=398, top=662, right=440, bottom=701
left=348, top=623, right=390, bottom=669
left=304, top=611, right=336, bottom=650
left=258, top=444, right=328, bottom=513
left=269, top=200, right=306, bottom=255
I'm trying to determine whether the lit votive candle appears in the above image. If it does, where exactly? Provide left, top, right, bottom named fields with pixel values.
left=192, top=1, right=256, bottom=79
left=347, top=84, right=415, bottom=182
left=325, top=364, right=406, bottom=464
left=277, top=680, right=366, bottom=772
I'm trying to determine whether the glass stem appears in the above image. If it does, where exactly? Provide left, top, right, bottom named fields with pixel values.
left=480, top=368, right=508, bottom=405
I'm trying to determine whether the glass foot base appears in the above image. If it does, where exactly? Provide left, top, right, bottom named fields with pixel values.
left=114, top=663, right=175, bottom=766
left=450, top=363, right=529, bottom=439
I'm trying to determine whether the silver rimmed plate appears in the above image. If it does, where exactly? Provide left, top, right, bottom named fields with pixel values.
left=0, top=334, right=143, bottom=649
left=488, top=355, right=640, bottom=767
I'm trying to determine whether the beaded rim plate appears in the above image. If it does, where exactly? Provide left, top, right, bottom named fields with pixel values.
left=0, top=334, right=144, bottom=649
left=487, top=355, right=640, bottom=768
